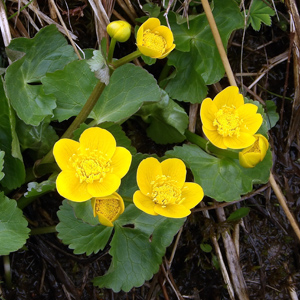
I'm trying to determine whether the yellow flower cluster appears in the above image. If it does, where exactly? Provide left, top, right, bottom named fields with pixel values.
left=200, top=86, right=269, bottom=168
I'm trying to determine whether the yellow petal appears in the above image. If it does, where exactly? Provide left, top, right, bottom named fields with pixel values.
left=133, top=190, right=157, bottom=215
left=242, top=113, right=263, bottom=135
left=153, top=26, right=174, bottom=48
left=154, top=204, right=190, bottom=218
left=159, top=44, right=176, bottom=59
left=56, top=171, right=91, bottom=202
left=223, top=132, right=256, bottom=149
left=202, top=127, right=227, bottom=149
left=142, top=18, right=161, bottom=31
left=213, top=86, right=244, bottom=109
left=137, top=157, right=162, bottom=195
left=239, top=152, right=255, bottom=168
left=181, top=182, right=204, bottom=209
left=98, top=214, right=114, bottom=227
left=257, top=134, right=269, bottom=158
left=79, top=127, right=116, bottom=159
left=87, top=173, right=121, bottom=197
left=161, top=158, right=186, bottom=188
left=110, top=147, right=132, bottom=178
left=53, top=139, right=79, bottom=170
left=200, top=98, right=218, bottom=130
left=136, top=44, right=162, bottom=58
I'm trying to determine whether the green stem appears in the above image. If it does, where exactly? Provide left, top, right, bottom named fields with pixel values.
left=36, top=80, right=106, bottom=169
left=184, top=130, right=239, bottom=159
left=30, top=225, right=57, bottom=235
left=7, top=0, right=35, bottom=20
left=158, top=62, right=171, bottom=84
left=107, top=38, right=117, bottom=63
left=111, top=50, right=142, bottom=69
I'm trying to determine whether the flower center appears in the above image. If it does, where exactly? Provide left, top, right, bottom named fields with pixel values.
left=142, top=29, right=167, bottom=54
left=95, top=198, right=120, bottom=221
left=244, top=137, right=260, bottom=154
left=150, top=175, right=182, bottom=207
left=213, top=105, right=243, bottom=137
left=71, top=149, right=112, bottom=183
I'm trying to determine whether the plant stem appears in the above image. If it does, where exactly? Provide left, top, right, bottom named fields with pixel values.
left=185, top=130, right=238, bottom=159
left=108, top=38, right=117, bottom=63
left=3, top=255, right=12, bottom=288
left=30, top=226, right=57, bottom=235
left=111, top=50, right=141, bottom=69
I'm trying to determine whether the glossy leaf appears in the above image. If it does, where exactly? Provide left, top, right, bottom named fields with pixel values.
left=42, top=60, right=98, bottom=122
left=0, top=151, right=4, bottom=182
left=0, top=192, right=30, bottom=255
left=93, top=204, right=185, bottom=292
left=163, top=0, right=244, bottom=102
left=248, top=0, right=275, bottom=31
left=227, top=207, right=250, bottom=221
left=56, top=200, right=113, bottom=255
left=137, top=90, right=188, bottom=144
left=5, top=25, right=78, bottom=125
left=91, top=64, right=161, bottom=124
left=166, top=144, right=272, bottom=202
left=0, top=78, right=25, bottom=189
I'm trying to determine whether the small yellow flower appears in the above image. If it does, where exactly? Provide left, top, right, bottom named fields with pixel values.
left=91, top=192, right=125, bottom=227
left=200, top=86, right=263, bottom=149
left=239, top=134, right=269, bottom=168
left=133, top=157, right=204, bottom=218
left=107, top=20, right=131, bottom=42
left=136, top=18, right=175, bottom=59
left=53, top=127, right=132, bottom=202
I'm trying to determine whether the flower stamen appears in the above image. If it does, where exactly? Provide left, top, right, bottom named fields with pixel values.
left=142, top=29, right=167, bottom=54
left=94, top=198, right=121, bottom=221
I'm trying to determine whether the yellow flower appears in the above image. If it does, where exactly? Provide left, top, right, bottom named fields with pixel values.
left=239, top=134, right=269, bottom=168
left=107, top=20, right=131, bottom=42
left=200, top=86, right=263, bottom=149
left=136, top=18, right=175, bottom=59
left=91, top=192, right=125, bottom=227
left=133, top=157, right=204, bottom=218
left=53, top=127, right=132, bottom=202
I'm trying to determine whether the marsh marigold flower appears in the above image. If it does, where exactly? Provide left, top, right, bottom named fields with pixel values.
left=53, top=127, right=132, bottom=202
left=133, top=157, right=204, bottom=218
left=91, top=192, right=125, bottom=227
left=200, top=86, right=263, bottom=149
left=107, top=20, right=131, bottom=42
left=136, top=18, right=175, bottom=59
left=239, top=134, right=269, bottom=168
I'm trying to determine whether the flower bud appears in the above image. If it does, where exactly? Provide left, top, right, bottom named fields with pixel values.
left=91, top=192, right=125, bottom=227
left=107, top=20, right=131, bottom=42
left=239, top=134, right=269, bottom=168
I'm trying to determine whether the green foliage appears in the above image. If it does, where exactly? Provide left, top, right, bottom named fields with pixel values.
left=91, top=64, right=162, bottom=124
left=227, top=207, right=250, bottom=221
left=0, top=192, right=30, bottom=255
left=265, top=100, right=279, bottom=129
left=0, top=78, right=25, bottom=190
left=162, top=0, right=244, bottom=102
left=200, top=243, right=212, bottom=253
left=248, top=0, right=275, bottom=31
left=0, top=151, right=4, bottom=182
left=24, top=175, right=56, bottom=199
left=137, top=90, right=188, bottom=144
left=167, top=144, right=272, bottom=202
left=5, top=25, right=78, bottom=126
left=93, top=204, right=185, bottom=292
left=56, top=200, right=113, bottom=255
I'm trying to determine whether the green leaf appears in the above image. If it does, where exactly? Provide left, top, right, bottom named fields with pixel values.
left=166, top=144, right=272, bottom=202
left=5, top=25, right=78, bottom=125
left=0, top=151, right=4, bottom=182
left=87, top=50, right=110, bottom=85
left=56, top=200, right=113, bottom=255
left=0, top=77, right=25, bottom=190
left=91, top=64, right=162, bottom=124
left=42, top=59, right=98, bottom=122
left=16, top=118, right=58, bottom=158
left=24, top=175, right=56, bottom=199
left=200, top=243, right=212, bottom=253
left=163, top=0, right=244, bottom=102
left=227, top=207, right=250, bottom=221
left=93, top=204, right=185, bottom=292
left=248, top=0, right=275, bottom=31
left=265, top=100, right=279, bottom=129
left=137, top=90, right=188, bottom=144
left=0, top=192, right=30, bottom=255
left=142, top=3, right=161, bottom=17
